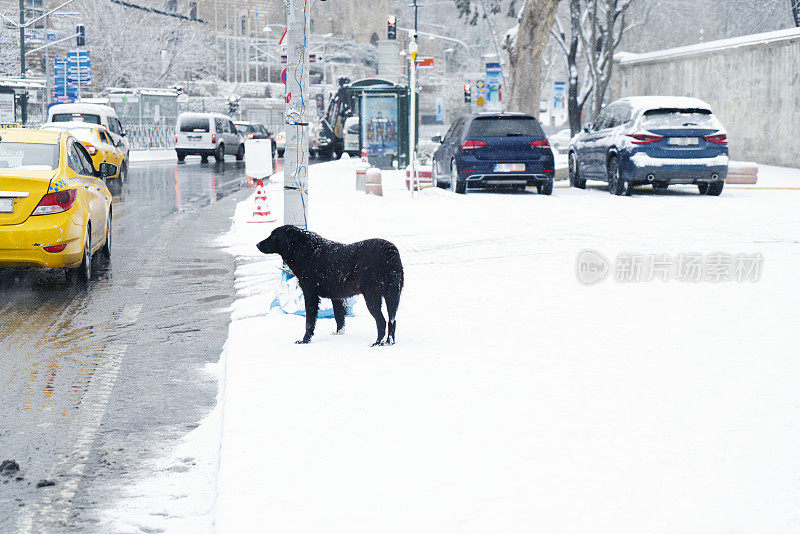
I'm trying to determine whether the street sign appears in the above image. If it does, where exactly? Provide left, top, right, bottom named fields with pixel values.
left=415, top=56, right=434, bottom=69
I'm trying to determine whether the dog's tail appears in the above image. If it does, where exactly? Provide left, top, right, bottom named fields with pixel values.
left=383, top=243, right=404, bottom=323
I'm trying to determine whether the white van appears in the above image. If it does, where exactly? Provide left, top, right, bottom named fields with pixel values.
left=344, top=116, right=360, bottom=156
left=174, top=112, right=244, bottom=162
left=47, top=103, right=129, bottom=163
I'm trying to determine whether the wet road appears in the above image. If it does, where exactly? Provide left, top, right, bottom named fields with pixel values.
left=0, top=156, right=262, bottom=531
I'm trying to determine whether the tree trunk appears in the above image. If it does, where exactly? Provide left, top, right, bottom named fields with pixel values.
left=507, top=0, right=560, bottom=114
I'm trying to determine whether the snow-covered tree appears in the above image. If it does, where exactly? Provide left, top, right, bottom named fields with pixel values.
left=0, top=24, right=20, bottom=77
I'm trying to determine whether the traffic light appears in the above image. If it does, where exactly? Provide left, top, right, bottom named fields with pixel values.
left=463, top=84, right=471, bottom=103
left=387, top=16, right=397, bottom=40
left=76, top=25, right=85, bottom=47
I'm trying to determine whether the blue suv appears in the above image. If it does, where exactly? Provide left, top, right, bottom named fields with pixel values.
left=568, top=97, right=729, bottom=196
left=432, top=113, right=555, bottom=194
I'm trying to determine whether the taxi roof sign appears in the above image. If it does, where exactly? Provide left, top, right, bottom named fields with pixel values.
left=0, top=123, right=20, bottom=129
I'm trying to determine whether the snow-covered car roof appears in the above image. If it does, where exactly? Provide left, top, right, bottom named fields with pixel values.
left=49, top=102, right=118, bottom=116
left=617, top=96, right=713, bottom=113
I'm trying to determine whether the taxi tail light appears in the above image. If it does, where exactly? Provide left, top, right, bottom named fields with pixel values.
left=85, top=144, right=98, bottom=155
left=43, top=244, right=67, bottom=253
left=31, top=189, right=78, bottom=216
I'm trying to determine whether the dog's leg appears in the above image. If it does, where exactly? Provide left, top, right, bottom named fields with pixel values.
left=332, top=299, right=346, bottom=335
left=363, top=291, right=387, bottom=347
left=385, top=289, right=400, bottom=345
left=297, top=289, right=319, bottom=344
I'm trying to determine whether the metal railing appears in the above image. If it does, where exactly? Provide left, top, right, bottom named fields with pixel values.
left=125, top=124, right=175, bottom=149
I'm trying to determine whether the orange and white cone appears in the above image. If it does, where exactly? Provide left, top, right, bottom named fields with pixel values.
left=248, top=178, right=277, bottom=223
left=361, top=147, right=368, bottom=163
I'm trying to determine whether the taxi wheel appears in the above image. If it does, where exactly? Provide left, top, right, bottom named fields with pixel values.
left=67, top=227, right=92, bottom=284
left=101, top=211, right=112, bottom=259
left=119, top=161, right=128, bottom=183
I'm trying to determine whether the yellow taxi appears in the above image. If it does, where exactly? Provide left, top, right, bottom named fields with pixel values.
left=0, top=128, right=116, bottom=283
left=41, top=122, right=126, bottom=181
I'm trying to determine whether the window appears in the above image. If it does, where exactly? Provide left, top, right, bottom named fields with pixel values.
left=52, top=113, right=101, bottom=125
left=593, top=108, right=612, bottom=131
left=108, top=118, right=122, bottom=135
left=72, top=142, right=95, bottom=175
left=228, top=121, right=237, bottom=133
left=181, top=117, right=210, bottom=133
left=641, top=109, right=719, bottom=130
left=67, top=142, right=83, bottom=174
left=467, top=116, right=545, bottom=137
left=100, top=131, right=112, bottom=144
left=214, top=118, right=225, bottom=133
left=0, top=142, right=58, bottom=171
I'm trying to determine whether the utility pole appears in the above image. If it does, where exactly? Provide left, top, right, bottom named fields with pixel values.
left=225, top=0, right=230, bottom=81
left=284, top=0, right=311, bottom=229
left=408, top=0, right=419, bottom=195
left=18, top=0, right=27, bottom=124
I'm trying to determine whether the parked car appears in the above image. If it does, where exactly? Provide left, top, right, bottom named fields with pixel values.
left=47, top=102, right=129, bottom=165
left=549, top=128, right=572, bottom=154
left=40, top=122, right=126, bottom=181
left=343, top=116, right=360, bottom=156
left=174, top=112, right=244, bottom=163
left=234, top=121, right=277, bottom=160
left=568, top=96, right=729, bottom=196
left=0, top=128, right=116, bottom=283
left=432, top=113, right=555, bottom=194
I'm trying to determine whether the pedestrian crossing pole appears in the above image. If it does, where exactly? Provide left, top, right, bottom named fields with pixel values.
left=284, top=0, right=311, bottom=229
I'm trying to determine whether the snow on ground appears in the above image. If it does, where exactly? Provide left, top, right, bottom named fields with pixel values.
left=214, top=160, right=800, bottom=533
left=107, top=160, right=800, bottom=533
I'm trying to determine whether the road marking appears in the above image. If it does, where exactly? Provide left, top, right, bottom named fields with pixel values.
left=118, top=303, right=143, bottom=325
left=17, top=344, right=128, bottom=532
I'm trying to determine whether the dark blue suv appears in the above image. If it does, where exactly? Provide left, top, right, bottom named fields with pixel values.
left=432, top=113, right=555, bottom=194
left=569, top=97, right=729, bottom=196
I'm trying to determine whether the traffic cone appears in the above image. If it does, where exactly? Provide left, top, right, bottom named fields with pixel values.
left=248, top=178, right=277, bottom=223
left=361, top=147, right=368, bottom=163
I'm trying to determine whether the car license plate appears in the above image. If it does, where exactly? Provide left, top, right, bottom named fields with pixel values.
left=188, top=135, right=202, bottom=143
left=495, top=163, right=525, bottom=172
left=668, top=137, right=699, bottom=146
left=0, top=198, right=13, bottom=213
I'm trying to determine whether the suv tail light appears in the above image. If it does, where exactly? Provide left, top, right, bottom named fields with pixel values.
left=460, top=139, right=488, bottom=150
left=211, top=133, right=217, bottom=143
left=704, top=133, right=727, bottom=145
left=174, top=133, right=178, bottom=142
left=247, top=133, right=254, bottom=139
left=627, top=132, right=663, bottom=145
left=32, top=189, right=77, bottom=216
left=85, top=144, right=98, bottom=156
left=530, top=139, right=550, bottom=148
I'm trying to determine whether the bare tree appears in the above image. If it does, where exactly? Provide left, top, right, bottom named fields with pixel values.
left=0, top=24, right=18, bottom=77
left=550, top=0, right=637, bottom=134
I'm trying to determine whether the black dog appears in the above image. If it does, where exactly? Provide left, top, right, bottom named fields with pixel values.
left=257, top=225, right=404, bottom=346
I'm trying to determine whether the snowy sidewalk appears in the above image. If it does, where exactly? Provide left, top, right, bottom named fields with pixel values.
left=212, top=160, right=800, bottom=533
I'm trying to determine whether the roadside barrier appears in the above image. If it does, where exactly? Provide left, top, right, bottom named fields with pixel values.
left=365, top=167, right=383, bottom=196
left=126, top=124, right=176, bottom=149
left=355, top=164, right=368, bottom=191
left=249, top=178, right=277, bottom=223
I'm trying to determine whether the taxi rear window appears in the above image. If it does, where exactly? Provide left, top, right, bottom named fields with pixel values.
left=0, top=142, right=59, bottom=170
left=52, top=113, right=102, bottom=125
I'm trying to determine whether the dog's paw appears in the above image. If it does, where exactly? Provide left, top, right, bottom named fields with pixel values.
left=295, top=339, right=310, bottom=344
left=371, top=341, right=385, bottom=347
left=332, top=328, right=345, bottom=336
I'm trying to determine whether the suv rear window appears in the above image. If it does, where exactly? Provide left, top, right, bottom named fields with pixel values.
left=180, top=117, right=210, bottom=133
left=468, top=117, right=545, bottom=137
left=641, top=109, right=718, bottom=129
left=52, top=113, right=101, bottom=125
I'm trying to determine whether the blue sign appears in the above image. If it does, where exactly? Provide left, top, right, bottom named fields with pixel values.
left=485, top=62, right=503, bottom=111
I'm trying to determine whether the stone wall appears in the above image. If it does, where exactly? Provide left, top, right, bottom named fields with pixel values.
left=612, top=29, right=800, bottom=167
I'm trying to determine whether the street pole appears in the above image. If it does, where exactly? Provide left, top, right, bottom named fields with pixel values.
left=409, top=0, right=419, bottom=196
left=225, top=0, right=230, bottom=81
left=284, top=0, right=310, bottom=229
left=19, top=0, right=27, bottom=124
